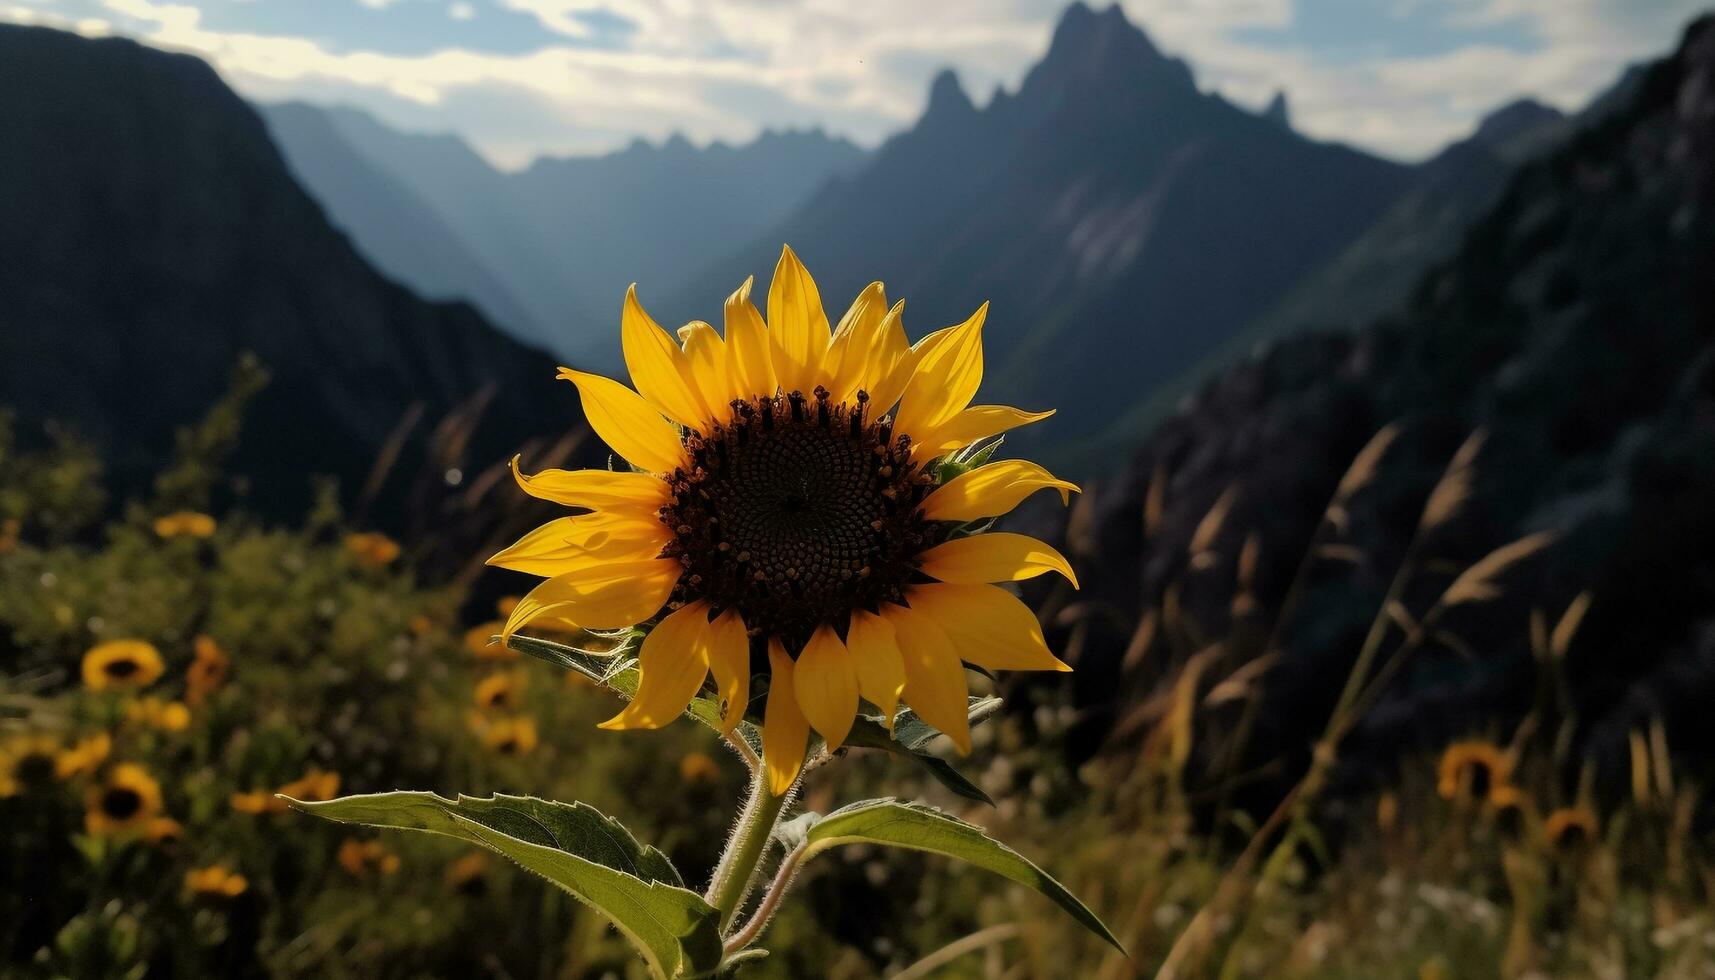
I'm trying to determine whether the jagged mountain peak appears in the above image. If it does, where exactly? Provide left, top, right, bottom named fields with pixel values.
left=1264, top=90, right=1292, bottom=130
left=1027, top=1, right=1195, bottom=98
left=1471, top=98, right=1565, bottom=147
left=924, top=67, right=976, bottom=119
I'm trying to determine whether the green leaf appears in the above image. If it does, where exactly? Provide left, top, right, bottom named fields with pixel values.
left=287, top=792, right=722, bottom=978
left=503, top=632, right=763, bottom=757
left=801, top=799, right=1125, bottom=954
left=838, top=697, right=1004, bottom=805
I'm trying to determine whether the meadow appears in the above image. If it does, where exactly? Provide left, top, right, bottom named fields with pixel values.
left=3, top=377, right=1711, bottom=980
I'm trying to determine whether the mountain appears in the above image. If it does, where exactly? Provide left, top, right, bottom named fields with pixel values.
left=663, top=2, right=1417, bottom=468
left=1047, top=14, right=1715, bottom=801
left=0, top=25, right=593, bottom=527
left=260, top=102, right=544, bottom=341
left=264, top=104, right=868, bottom=362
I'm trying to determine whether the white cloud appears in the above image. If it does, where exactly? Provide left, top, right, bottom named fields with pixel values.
left=2, top=0, right=1701, bottom=167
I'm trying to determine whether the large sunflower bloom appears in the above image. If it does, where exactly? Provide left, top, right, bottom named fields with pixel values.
left=494, top=246, right=1079, bottom=794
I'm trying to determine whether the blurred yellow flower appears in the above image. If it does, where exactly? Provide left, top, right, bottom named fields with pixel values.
left=186, top=634, right=230, bottom=705
left=1489, top=785, right=1533, bottom=839
left=345, top=531, right=401, bottom=567
left=1375, top=791, right=1399, bottom=834
left=144, top=816, right=184, bottom=849
left=185, top=865, right=249, bottom=898
left=81, top=639, right=165, bottom=691
left=1436, top=740, right=1511, bottom=802
left=478, top=716, right=538, bottom=756
left=679, top=751, right=721, bottom=785
left=54, top=732, right=112, bottom=780
left=127, top=697, right=191, bottom=732
left=339, top=838, right=402, bottom=877
left=492, top=246, right=1077, bottom=794
left=496, top=595, right=521, bottom=617
left=85, top=763, right=163, bottom=836
left=408, top=614, right=435, bottom=636
left=277, top=768, right=341, bottom=802
left=473, top=671, right=525, bottom=712
left=229, top=790, right=283, bottom=815
left=1545, top=806, right=1599, bottom=856
left=0, top=735, right=61, bottom=797
left=445, top=852, right=490, bottom=896
left=0, top=516, right=19, bottom=554
left=153, top=511, right=217, bottom=539
left=464, top=621, right=518, bottom=661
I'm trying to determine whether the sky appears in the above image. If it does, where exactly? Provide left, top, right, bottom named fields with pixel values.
left=2, top=0, right=1706, bottom=169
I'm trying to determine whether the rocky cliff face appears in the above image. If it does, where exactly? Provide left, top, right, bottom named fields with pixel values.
left=1050, top=16, right=1715, bottom=803
left=0, top=26, right=595, bottom=529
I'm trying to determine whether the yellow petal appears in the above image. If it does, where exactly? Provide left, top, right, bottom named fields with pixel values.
left=555, top=368, right=685, bottom=474
left=911, top=406, right=1056, bottom=459
left=705, top=609, right=752, bottom=732
left=824, top=282, right=886, bottom=402
left=599, top=602, right=710, bottom=730
left=854, top=300, right=914, bottom=414
left=894, top=303, right=987, bottom=440
left=878, top=601, right=971, bottom=753
left=487, top=512, right=671, bottom=576
left=766, top=245, right=829, bottom=397
left=623, top=286, right=711, bottom=428
left=792, top=624, right=858, bottom=750
left=678, top=321, right=729, bottom=423
left=904, top=583, right=1072, bottom=672
left=509, top=456, right=670, bottom=515
left=920, top=459, right=1081, bottom=523
left=723, top=276, right=776, bottom=404
left=846, top=609, right=905, bottom=727
left=917, top=532, right=1079, bottom=589
left=502, top=558, right=680, bottom=640
left=763, top=639, right=810, bottom=795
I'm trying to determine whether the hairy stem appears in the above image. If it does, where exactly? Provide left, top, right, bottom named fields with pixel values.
left=724, top=841, right=807, bottom=953
left=705, top=770, right=792, bottom=933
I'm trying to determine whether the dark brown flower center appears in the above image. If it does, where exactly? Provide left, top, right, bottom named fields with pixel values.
left=662, top=388, right=936, bottom=650
left=101, top=786, right=143, bottom=819
left=104, top=659, right=140, bottom=679
left=1460, top=761, right=1492, bottom=799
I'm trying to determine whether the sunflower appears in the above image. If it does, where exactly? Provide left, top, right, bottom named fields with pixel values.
left=1436, top=740, right=1511, bottom=803
left=185, top=865, right=249, bottom=898
left=153, top=511, right=217, bottom=539
left=0, top=735, right=61, bottom=797
left=1544, top=806, right=1599, bottom=856
left=81, top=639, right=165, bottom=691
left=144, top=816, right=184, bottom=849
left=85, top=763, right=163, bottom=835
left=276, top=768, right=341, bottom=803
left=492, top=247, right=1079, bottom=795
left=186, top=634, right=230, bottom=705
left=473, top=671, right=525, bottom=712
left=1488, top=785, right=1533, bottom=840
left=55, top=732, right=111, bottom=779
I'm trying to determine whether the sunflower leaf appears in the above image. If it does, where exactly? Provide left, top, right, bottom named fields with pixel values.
left=286, top=792, right=722, bottom=979
left=838, top=698, right=1004, bottom=805
left=800, top=798, right=1124, bottom=954
left=503, top=632, right=764, bottom=756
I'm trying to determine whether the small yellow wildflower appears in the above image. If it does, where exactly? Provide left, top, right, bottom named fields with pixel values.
left=144, top=816, right=184, bottom=849
left=0, top=735, right=61, bottom=797
left=477, top=715, right=538, bottom=756
left=153, top=511, right=217, bottom=539
left=345, top=531, right=401, bottom=567
left=127, top=697, right=192, bottom=733
left=185, top=865, right=249, bottom=898
left=338, top=838, right=401, bottom=877
left=81, top=639, right=165, bottom=691
left=446, top=852, right=490, bottom=896
left=473, top=671, right=525, bottom=712
left=679, top=751, right=721, bottom=785
left=85, top=763, right=163, bottom=836
left=54, top=732, right=112, bottom=780
left=464, top=621, right=518, bottom=661
left=186, top=635, right=230, bottom=705
left=1545, top=806, right=1599, bottom=856
left=229, top=790, right=283, bottom=815
left=1436, top=740, right=1511, bottom=803
left=276, top=768, right=341, bottom=802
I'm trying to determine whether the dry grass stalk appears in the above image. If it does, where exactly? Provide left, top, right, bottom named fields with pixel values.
left=1122, top=608, right=1160, bottom=673
left=1203, top=653, right=1279, bottom=708
left=1550, top=592, right=1594, bottom=659
left=1439, top=532, right=1556, bottom=606
left=1189, top=485, right=1240, bottom=557
left=1237, top=532, right=1261, bottom=591
left=1144, top=462, right=1168, bottom=542
left=1335, top=423, right=1400, bottom=501
left=1419, top=429, right=1487, bottom=531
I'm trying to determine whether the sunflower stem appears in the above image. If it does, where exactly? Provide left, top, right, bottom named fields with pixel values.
left=706, top=767, right=792, bottom=934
